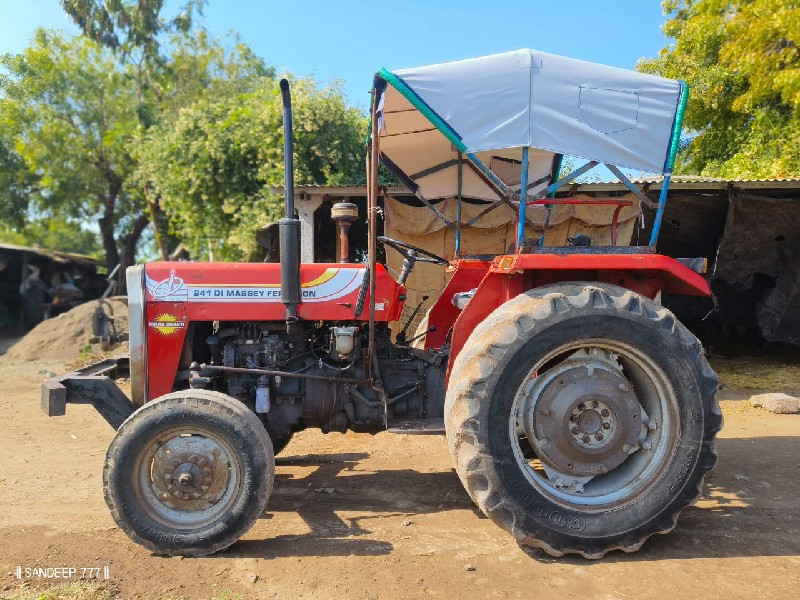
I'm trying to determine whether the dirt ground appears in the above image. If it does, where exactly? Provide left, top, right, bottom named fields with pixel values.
left=0, top=352, right=799, bottom=600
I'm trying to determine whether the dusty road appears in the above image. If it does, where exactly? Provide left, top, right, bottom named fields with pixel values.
left=0, top=355, right=798, bottom=600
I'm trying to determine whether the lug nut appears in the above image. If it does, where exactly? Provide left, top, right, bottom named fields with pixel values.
left=582, top=435, right=590, bottom=444
left=648, top=420, right=658, bottom=430
left=602, top=422, right=611, bottom=430
left=571, top=427, right=579, bottom=435
left=642, top=441, right=653, bottom=450
left=595, top=433, right=604, bottom=441
left=578, top=403, right=586, bottom=411
left=601, top=409, right=610, bottom=417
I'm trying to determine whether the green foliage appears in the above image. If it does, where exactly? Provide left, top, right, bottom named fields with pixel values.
left=639, top=0, right=800, bottom=178
left=135, top=76, right=366, bottom=260
left=0, top=135, right=36, bottom=229
left=3, top=3, right=368, bottom=266
left=0, top=215, right=100, bottom=256
left=60, top=0, right=204, bottom=64
left=0, top=30, right=144, bottom=267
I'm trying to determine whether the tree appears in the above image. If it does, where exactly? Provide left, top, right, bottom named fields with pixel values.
left=134, top=76, right=366, bottom=260
left=60, top=0, right=206, bottom=262
left=61, top=0, right=203, bottom=63
left=0, top=216, right=101, bottom=256
left=0, top=30, right=147, bottom=275
left=639, top=0, right=799, bottom=178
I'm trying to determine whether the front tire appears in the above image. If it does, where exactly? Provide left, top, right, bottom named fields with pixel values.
left=104, top=390, right=274, bottom=556
left=445, top=283, right=721, bottom=558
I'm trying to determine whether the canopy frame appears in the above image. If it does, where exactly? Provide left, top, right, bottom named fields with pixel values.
left=372, top=53, right=689, bottom=252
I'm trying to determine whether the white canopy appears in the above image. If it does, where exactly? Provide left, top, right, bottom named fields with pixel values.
left=375, top=49, right=686, bottom=201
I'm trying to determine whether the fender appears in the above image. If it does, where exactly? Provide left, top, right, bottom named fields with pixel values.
left=428, top=254, right=711, bottom=378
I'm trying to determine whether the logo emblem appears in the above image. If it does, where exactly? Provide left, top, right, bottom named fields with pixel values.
left=146, top=269, right=188, bottom=301
left=148, top=313, right=186, bottom=335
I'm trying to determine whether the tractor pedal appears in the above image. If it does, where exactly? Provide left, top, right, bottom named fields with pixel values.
left=387, top=418, right=445, bottom=435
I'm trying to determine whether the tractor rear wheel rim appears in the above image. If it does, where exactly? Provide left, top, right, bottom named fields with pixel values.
left=510, top=338, right=680, bottom=511
left=134, top=426, right=241, bottom=529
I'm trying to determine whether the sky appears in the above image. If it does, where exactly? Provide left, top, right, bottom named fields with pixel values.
left=1, top=1, right=672, bottom=109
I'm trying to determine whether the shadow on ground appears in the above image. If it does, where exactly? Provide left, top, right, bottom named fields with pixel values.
left=219, top=435, right=800, bottom=562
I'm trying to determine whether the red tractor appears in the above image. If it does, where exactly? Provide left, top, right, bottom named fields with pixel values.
left=42, top=50, right=721, bottom=559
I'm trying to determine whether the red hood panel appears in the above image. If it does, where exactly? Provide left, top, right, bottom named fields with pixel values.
left=143, top=262, right=404, bottom=322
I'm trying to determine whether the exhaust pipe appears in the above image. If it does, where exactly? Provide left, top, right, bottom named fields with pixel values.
left=279, top=79, right=301, bottom=333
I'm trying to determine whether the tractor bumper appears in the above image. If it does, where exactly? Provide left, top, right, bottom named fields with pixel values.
left=41, top=355, right=136, bottom=429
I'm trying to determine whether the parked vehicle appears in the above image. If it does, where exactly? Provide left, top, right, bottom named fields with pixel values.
left=42, top=50, right=721, bottom=559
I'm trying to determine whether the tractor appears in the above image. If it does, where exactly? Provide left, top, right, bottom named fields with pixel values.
left=42, top=49, right=721, bottom=559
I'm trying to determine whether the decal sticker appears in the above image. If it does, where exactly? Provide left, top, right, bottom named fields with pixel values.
left=148, top=313, right=186, bottom=335
left=145, top=269, right=188, bottom=301
left=145, top=268, right=366, bottom=304
left=497, top=256, right=516, bottom=271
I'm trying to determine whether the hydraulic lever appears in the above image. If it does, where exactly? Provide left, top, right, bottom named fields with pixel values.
left=396, top=294, right=429, bottom=343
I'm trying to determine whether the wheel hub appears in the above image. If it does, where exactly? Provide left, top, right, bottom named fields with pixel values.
left=150, top=436, right=232, bottom=509
left=521, top=352, right=642, bottom=477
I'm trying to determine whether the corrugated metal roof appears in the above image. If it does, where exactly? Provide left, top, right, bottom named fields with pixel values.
left=0, top=243, right=101, bottom=266
left=280, top=177, right=800, bottom=196
left=598, top=175, right=800, bottom=184
left=573, top=176, right=800, bottom=192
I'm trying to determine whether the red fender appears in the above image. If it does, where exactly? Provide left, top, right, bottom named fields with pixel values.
left=423, top=254, right=710, bottom=379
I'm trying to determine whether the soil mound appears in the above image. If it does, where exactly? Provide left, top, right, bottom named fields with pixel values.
left=2, top=298, right=128, bottom=362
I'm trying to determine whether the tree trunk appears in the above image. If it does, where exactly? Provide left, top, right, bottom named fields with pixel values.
left=98, top=178, right=122, bottom=273
left=146, top=186, right=169, bottom=261
left=116, top=212, right=150, bottom=295
left=98, top=211, right=119, bottom=272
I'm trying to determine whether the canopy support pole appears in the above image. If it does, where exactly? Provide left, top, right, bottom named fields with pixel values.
left=366, top=88, right=380, bottom=383
left=649, top=174, right=671, bottom=247
left=540, top=161, right=599, bottom=197
left=516, top=147, right=529, bottom=250
left=466, top=152, right=517, bottom=199
left=455, top=152, right=463, bottom=257
left=605, top=164, right=658, bottom=209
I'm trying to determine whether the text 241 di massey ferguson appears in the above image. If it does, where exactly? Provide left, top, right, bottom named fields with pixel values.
left=42, top=49, right=722, bottom=559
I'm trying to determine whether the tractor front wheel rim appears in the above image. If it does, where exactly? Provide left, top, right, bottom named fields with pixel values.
left=134, top=426, right=242, bottom=529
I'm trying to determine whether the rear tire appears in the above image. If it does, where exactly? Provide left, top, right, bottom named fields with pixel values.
left=445, top=283, right=721, bottom=558
left=104, top=390, right=274, bottom=556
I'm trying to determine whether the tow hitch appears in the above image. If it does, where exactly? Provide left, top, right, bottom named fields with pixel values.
left=41, top=355, right=135, bottom=429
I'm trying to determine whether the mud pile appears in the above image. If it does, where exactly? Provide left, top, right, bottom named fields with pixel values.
left=2, top=298, right=128, bottom=362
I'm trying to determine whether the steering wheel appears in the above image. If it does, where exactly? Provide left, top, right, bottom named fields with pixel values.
left=377, top=236, right=449, bottom=286
left=377, top=236, right=449, bottom=266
